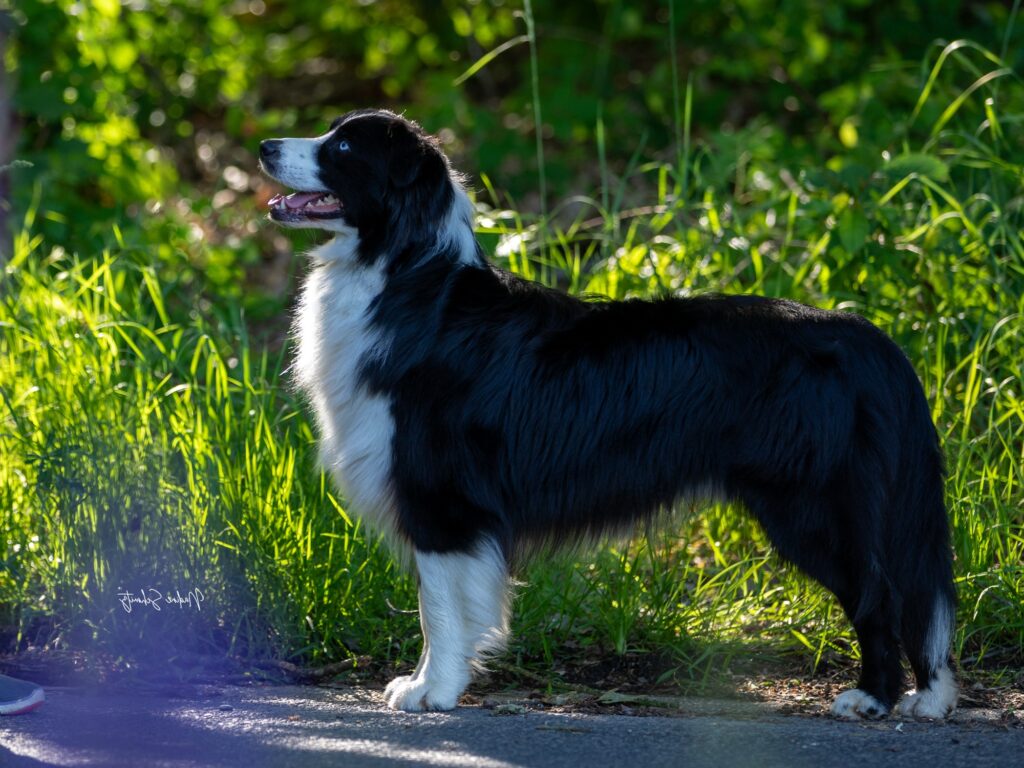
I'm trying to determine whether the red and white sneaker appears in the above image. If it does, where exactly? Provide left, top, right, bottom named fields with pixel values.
left=0, top=673, right=45, bottom=715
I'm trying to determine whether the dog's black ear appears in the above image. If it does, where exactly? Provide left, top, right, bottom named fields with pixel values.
left=387, top=123, right=426, bottom=189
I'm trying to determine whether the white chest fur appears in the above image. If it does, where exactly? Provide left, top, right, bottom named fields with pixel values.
left=293, top=237, right=396, bottom=533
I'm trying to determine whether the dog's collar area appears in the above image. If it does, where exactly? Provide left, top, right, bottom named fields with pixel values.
left=268, top=190, right=344, bottom=220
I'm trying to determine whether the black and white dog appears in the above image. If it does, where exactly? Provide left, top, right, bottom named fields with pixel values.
left=258, top=109, right=957, bottom=719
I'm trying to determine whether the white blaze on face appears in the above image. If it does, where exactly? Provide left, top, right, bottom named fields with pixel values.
left=267, top=132, right=331, bottom=191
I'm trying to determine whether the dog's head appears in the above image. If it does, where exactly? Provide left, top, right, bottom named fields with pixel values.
left=259, top=109, right=475, bottom=266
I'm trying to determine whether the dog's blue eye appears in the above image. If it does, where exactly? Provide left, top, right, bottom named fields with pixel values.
left=338, top=140, right=351, bottom=152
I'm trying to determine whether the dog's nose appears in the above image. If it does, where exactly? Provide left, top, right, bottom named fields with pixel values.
left=259, top=140, right=281, bottom=161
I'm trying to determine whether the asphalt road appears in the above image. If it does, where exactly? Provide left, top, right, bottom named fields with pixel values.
left=0, top=684, right=1021, bottom=768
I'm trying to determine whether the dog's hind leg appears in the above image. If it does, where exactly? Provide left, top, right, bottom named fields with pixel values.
left=384, top=538, right=509, bottom=711
left=791, top=555, right=903, bottom=718
left=745, top=491, right=902, bottom=719
left=829, top=591, right=903, bottom=719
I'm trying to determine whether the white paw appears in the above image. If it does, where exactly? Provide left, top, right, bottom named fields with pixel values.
left=830, top=689, right=889, bottom=720
left=383, top=674, right=417, bottom=704
left=897, top=689, right=956, bottom=719
left=384, top=675, right=462, bottom=711
left=897, top=667, right=957, bottom=720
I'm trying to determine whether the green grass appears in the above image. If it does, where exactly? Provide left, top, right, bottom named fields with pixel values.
left=2, top=35, right=1023, bottom=690
left=0, top=233, right=417, bottom=668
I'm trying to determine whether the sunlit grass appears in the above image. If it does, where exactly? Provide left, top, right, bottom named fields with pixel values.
left=0, top=237, right=417, bottom=667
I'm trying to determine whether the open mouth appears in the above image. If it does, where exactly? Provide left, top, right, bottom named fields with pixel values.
left=267, top=190, right=344, bottom=222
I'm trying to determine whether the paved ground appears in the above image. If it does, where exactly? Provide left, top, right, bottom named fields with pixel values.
left=1, top=684, right=1021, bottom=767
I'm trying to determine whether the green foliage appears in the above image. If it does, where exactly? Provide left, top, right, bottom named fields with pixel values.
left=9, top=1, right=1024, bottom=240
left=0, top=238, right=416, bottom=663
left=2, top=1, right=1023, bottom=684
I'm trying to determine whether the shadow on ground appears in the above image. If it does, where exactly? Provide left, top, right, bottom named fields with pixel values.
left=1, top=684, right=1021, bottom=768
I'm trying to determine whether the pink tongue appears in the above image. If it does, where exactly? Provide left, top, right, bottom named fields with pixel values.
left=285, top=191, right=324, bottom=209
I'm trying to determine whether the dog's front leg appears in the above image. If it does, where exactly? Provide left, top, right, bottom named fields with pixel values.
left=384, top=539, right=509, bottom=711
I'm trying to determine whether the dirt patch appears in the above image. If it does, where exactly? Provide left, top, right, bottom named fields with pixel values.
left=459, top=652, right=1024, bottom=726
left=463, top=677, right=1024, bottom=728
left=737, top=672, right=1024, bottom=724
